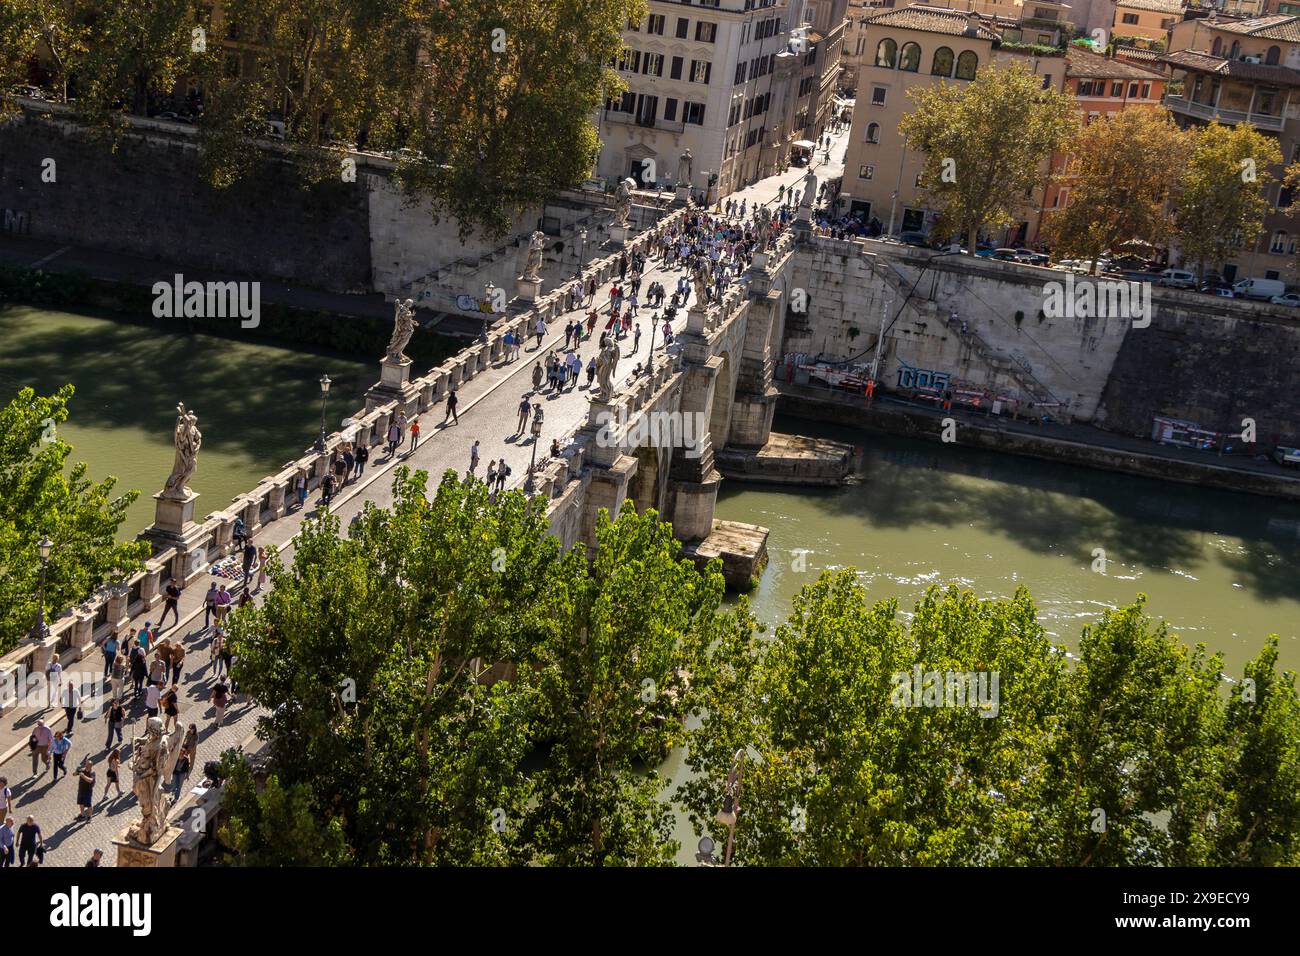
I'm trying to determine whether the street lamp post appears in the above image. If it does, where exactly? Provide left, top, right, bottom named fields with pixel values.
left=645, top=310, right=659, bottom=376
left=524, top=405, right=544, bottom=496
left=715, top=748, right=746, bottom=867
left=32, top=535, right=52, bottom=640
left=577, top=227, right=589, bottom=278
left=315, top=374, right=332, bottom=452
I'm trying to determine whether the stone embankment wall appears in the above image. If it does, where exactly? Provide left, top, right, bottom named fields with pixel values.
left=0, top=104, right=635, bottom=304
left=788, top=237, right=1300, bottom=441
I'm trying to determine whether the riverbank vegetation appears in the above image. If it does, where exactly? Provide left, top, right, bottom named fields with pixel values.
left=219, top=469, right=1300, bottom=866
left=0, top=385, right=147, bottom=652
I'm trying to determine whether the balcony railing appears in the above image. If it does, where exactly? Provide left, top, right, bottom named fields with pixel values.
left=1164, top=94, right=1284, bottom=130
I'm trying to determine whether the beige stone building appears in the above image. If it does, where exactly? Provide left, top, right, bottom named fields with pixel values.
left=595, top=0, right=848, bottom=199
left=1111, top=0, right=1185, bottom=41
left=841, top=6, right=1069, bottom=242
left=1163, top=14, right=1300, bottom=279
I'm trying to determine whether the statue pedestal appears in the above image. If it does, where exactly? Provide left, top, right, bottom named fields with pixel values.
left=687, top=306, right=710, bottom=337
left=114, top=824, right=183, bottom=868
left=675, top=185, right=690, bottom=205
left=609, top=224, right=631, bottom=247
left=151, top=489, right=199, bottom=537
left=515, top=276, right=543, bottom=303
left=365, top=356, right=421, bottom=417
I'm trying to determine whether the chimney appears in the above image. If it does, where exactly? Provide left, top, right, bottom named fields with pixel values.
left=965, top=12, right=981, bottom=35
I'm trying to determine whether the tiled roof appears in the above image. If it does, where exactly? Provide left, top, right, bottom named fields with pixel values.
left=1114, top=46, right=1169, bottom=70
left=1067, top=48, right=1166, bottom=79
left=1162, top=48, right=1300, bottom=84
left=1114, top=0, right=1184, bottom=13
left=1207, top=15, right=1300, bottom=43
left=862, top=6, right=1001, bottom=40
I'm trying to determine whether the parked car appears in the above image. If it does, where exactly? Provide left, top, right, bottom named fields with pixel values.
left=1270, top=293, right=1300, bottom=306
left=1157, top=268, right=1197, bottom=289
left=1233, top=277, right=1287, bottom=300
left=897, top=231, right=930, bottom=248
left=1014, top=249, right=1050, bottom=265
left=1273, top=446, right=1300, bottom=467
left=1209, top=287, right=1236, bottom=299
left=990, top=248, right=1021, bottom=261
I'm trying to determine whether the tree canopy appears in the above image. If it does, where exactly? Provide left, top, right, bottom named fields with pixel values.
left=0, top=385, right=147, bottom=652
left=2, top=0, right=641, bottom=237
left=1041, top=107, right=1186, bottom=273
left=222, top=469, right=721, bottom=865
left=898, top=61, right=1077, bottom=252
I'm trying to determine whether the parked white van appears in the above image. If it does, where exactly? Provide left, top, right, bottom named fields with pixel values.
left=1233, top=277, right=1287, bottom=300
left=1157, top=268, right=1196, bottom=288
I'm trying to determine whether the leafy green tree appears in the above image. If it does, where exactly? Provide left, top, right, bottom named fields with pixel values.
left=224, top=471, right=717, bottom=865
left=680, top=576, right=1300, bottom=867
left=898, top=61, right=1077, bottom=252
left=217, top=753, right=353, bottom=866
left=1174, top=121, right=1281, bottom=276
left=1041, top=107, right=1186, bottom=273
left=0, top=385, right=148, bottom=652
left=517, top=501, right=723, bottom=865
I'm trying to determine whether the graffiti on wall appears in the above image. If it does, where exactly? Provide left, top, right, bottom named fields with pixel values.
left=896, top=359, right=950, bottom=392
left=3, top=209, right=31, bottom=234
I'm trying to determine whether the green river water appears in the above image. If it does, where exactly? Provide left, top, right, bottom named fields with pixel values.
left=0, top=305, right=374, bottom=536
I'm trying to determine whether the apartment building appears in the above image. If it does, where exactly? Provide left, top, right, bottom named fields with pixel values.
left=1042, top=48, right=1168, bottom=213
left=1163, top=14, right=1300, bottom=278
left=841, top=6, right=1069, bottom=241
left=597, top=0, right=849, bottom=198
left=1111, top=0, right=1185, bottom=41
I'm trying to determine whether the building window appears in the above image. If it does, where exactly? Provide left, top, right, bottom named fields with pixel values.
left=671, top=56, right=684, bottom=80
left=644, top=53, right=664, bottom=77
left=665, top=98, right=678, bottom=122
left=860, top=164, right=874, bottom=180
left=1230, top=40, right=1240, bottom=60
left=955, top=51, right=978, bottom=80
left=876, top=38, right=897, bottom=68
left=1121, top=13, right=1138, bottom=24
left=871, top=85, right=887, bottom=106
left=1271, top=230, right=1288, bottom=253
left=735, top=61, right=746, bottom=84
left=676, top=17, right=689, bottom=39
left=1160, top=18, right=1174, bottom=29
left=649, top=14, right=665, bottom=35
left=636, top=94, right=658, bottom=126
left=1268, top=45, right=1281, bottom=65
left=866, top=122, right=880, bottom=143
left=690, top=59, right=712, bottom=83
left=899, top=42, right=921, bottom=72
left=1140, top=83, right=1150, bottom=98
left=1111, top=82, right=1122, bottom=97
left=1129, top=82, right=1138, bottom=97
left=696, top=22, right=717, bottom=43
left=931, top=46, right=954, bottom=77
left=1211, top=37, right=1223, bottom=56
left=684, top=101, right=706, bottom=125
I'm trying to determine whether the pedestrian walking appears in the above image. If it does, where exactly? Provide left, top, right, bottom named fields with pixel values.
left=51, top=730, right=71, bottom=782
left=534, top=317, right=545, bottom=349
left=242, top=539, right=257, bottom=591
left=517, top=396, right=531, bottom=436
left=444, top=389, right=460, bottom=425
left=105, top=747, right=122, bottom=800
left=355, top=442, right=369, bottom=478
left=496, top=461, right=511, bottom=493
left=212, top=679, right=229, bottom=726
left=16, top=817, right=42, bottom=867
left=75, top=758, right=96, bottom=821
left=110, top=651, right=126, bottom=703
left=158, top=577, right=182, bottom=628
left=256, top=545, right=268, bottom=592
left=45, top=653, right=62, bottom=706
left=171, top=748, right=191, bottom=802
left=0, top=778, right=11, bottom=819
left=486, top=459, right=498, bottom=489
left=130, top=645, right=147, bottom=701
left=85, top=849, right=103, bottom=868
left=101, top=632, right=118, bottom=679
left=532, top=362, right=543, bottom=392
left=386, top=420, right=402, bottom=457
left=321, top=472, right=336, bottom=508
left=104, top=698, right=125, bottom=750
left=294, top=473, right=308, bottom=510
left=145, top=682, right=161, bottom=720
left=60, top=679, right=80, bottom=733
left=586, top=357, right=597, bottom=388
left=406, top=418, right=421, bottom=452
left=0, top=817, right=13, bottom=868
left=633, top=323, right=642, bottom=352
left=169, top=640, right=186, bottom=685
left=469, top=440, right=480, bottom=476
